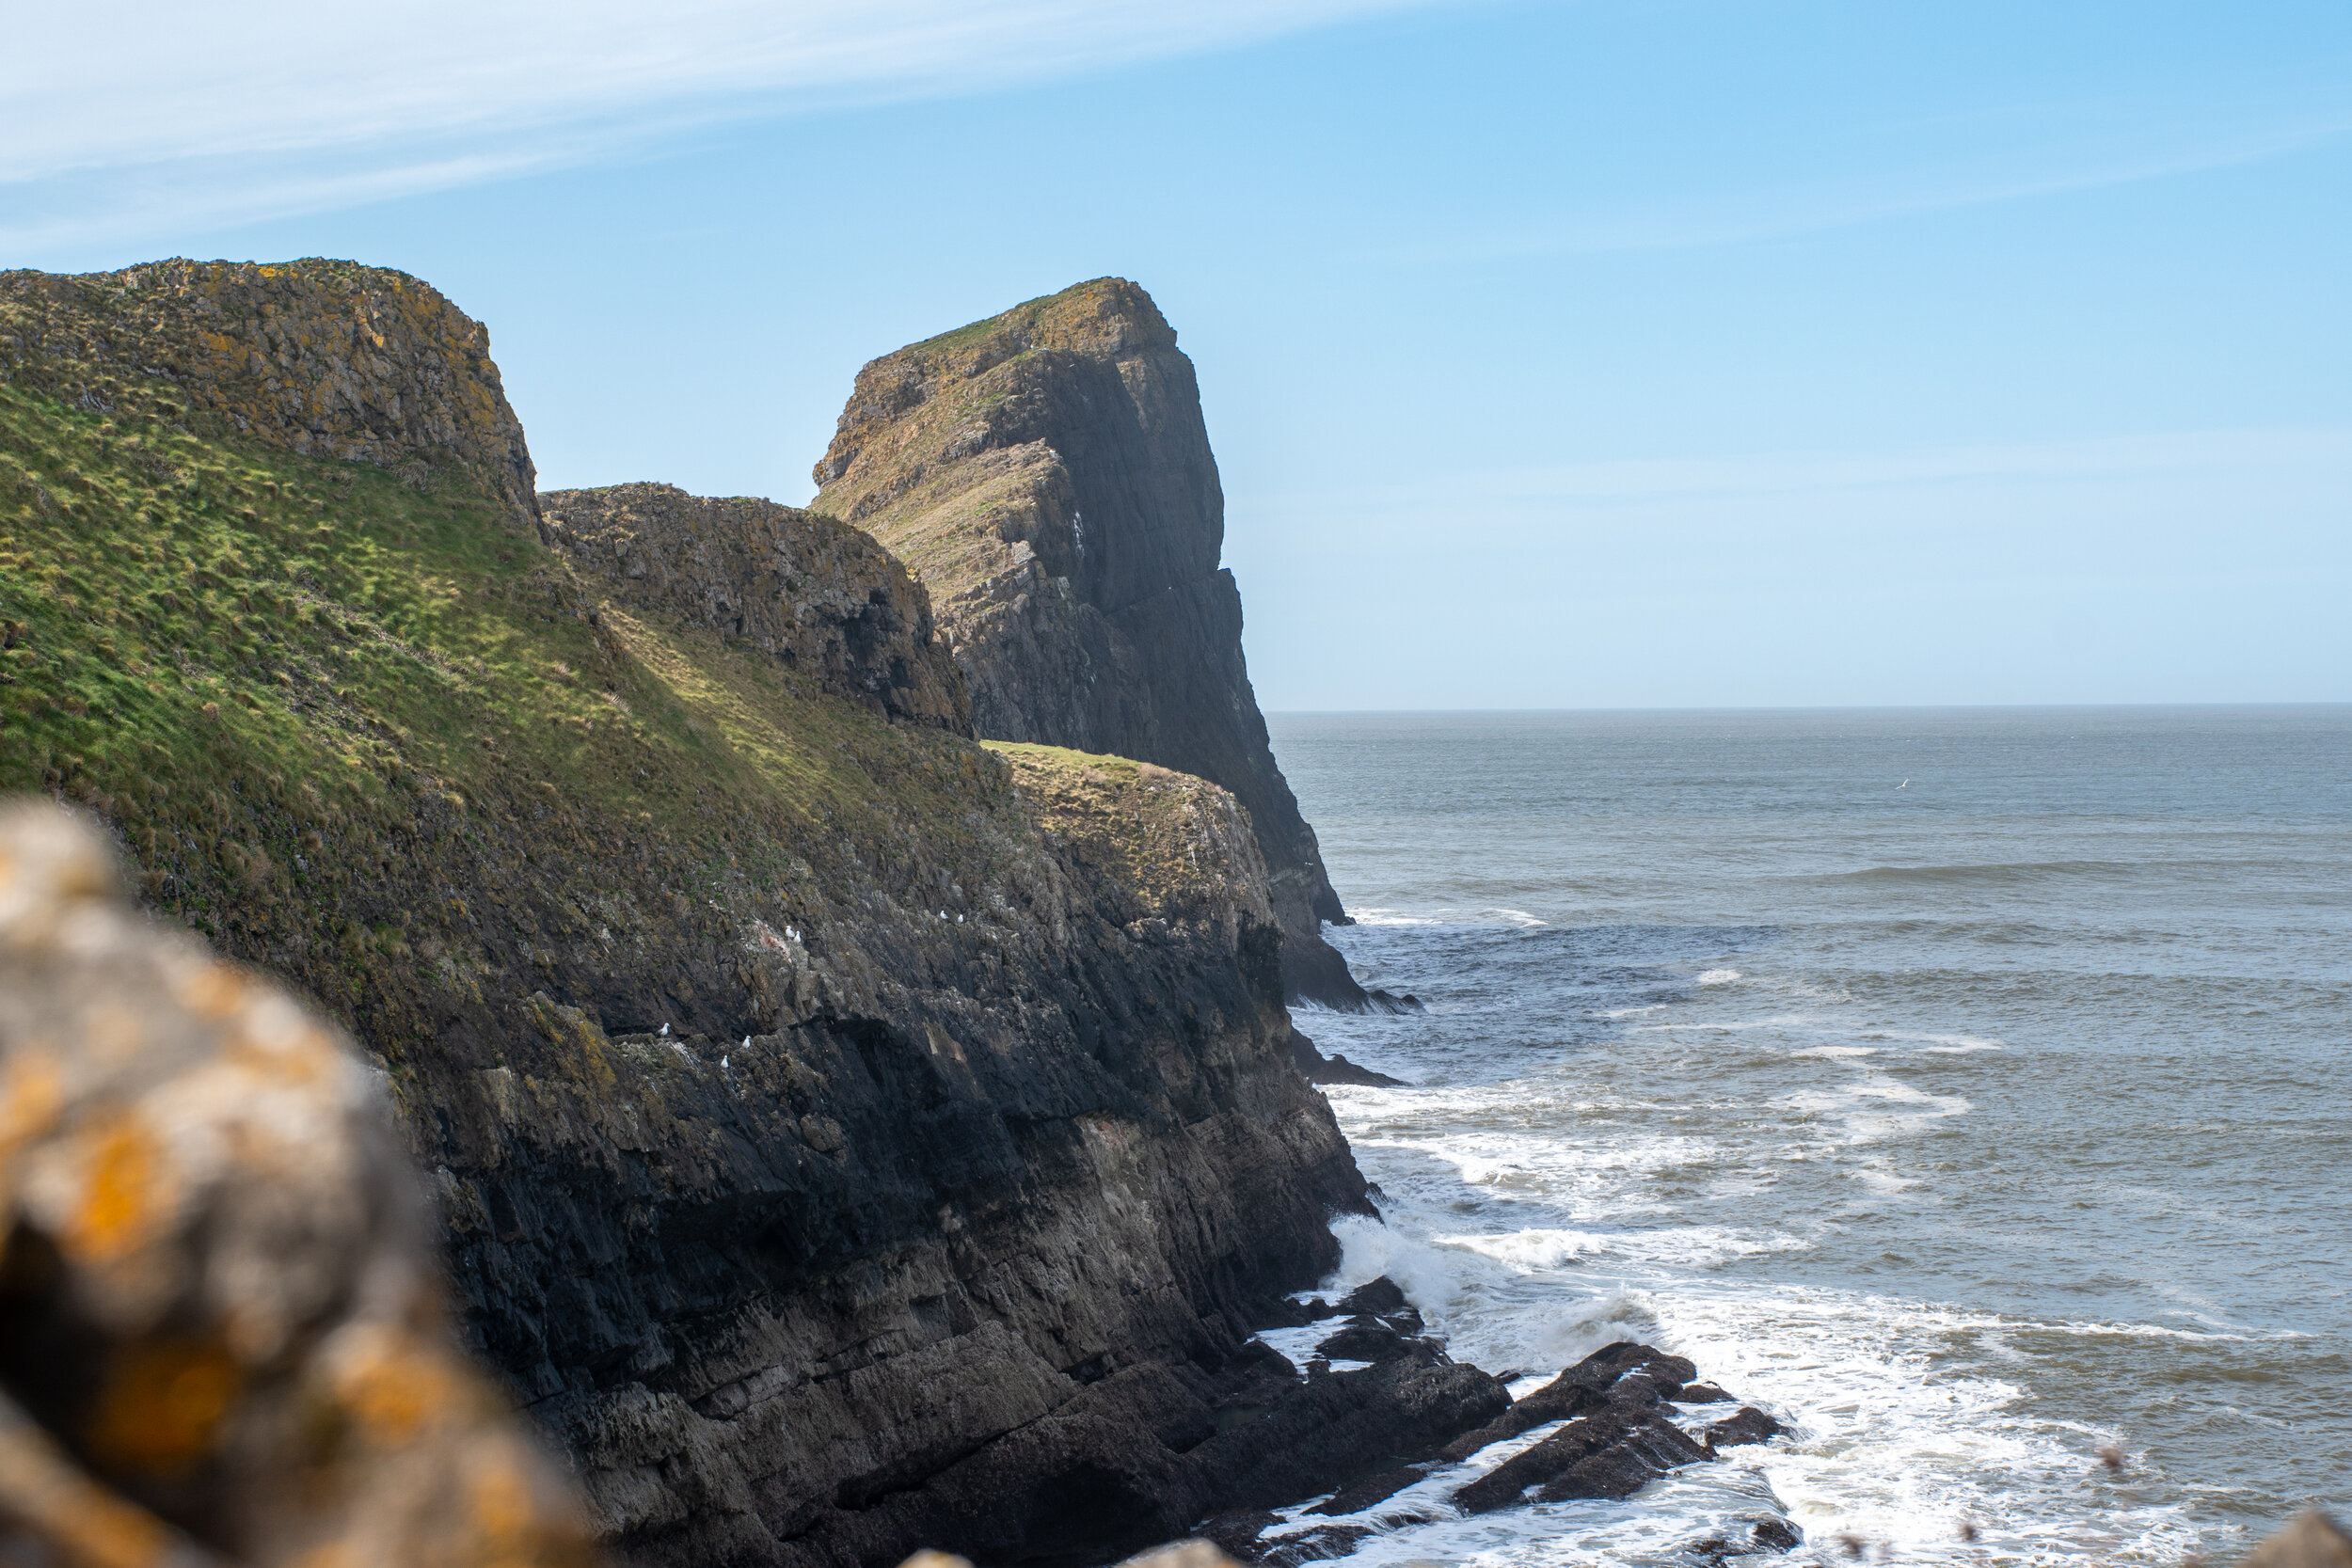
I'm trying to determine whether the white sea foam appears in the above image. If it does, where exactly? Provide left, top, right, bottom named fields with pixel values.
left=1279, top=1048, right=2220, bottom=1568
left=1258, top=708, right=2327, bottom=1567
left=1350, top=907, right=1442, bottom=926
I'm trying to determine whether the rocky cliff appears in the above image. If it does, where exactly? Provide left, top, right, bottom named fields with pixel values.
left=538, top=483, right=968, bottom=733
left=812, top=281, right=1366, bottom=1009
left=0, top=261, right=1389, bottom=1566
left=0, top=258, right=538, bottom=529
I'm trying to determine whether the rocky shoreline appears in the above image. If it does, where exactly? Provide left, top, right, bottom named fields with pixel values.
left=1183, top=1286, right=1793, bottom=1567
left=0, top=258, right=1803, bottom=1568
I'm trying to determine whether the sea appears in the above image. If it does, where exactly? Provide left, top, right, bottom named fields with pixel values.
left=1259, top=706, right=2351, bottom=1568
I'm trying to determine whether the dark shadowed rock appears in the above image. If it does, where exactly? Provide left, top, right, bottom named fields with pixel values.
left=812, top=279, right=1369, bottom=1008
left=1454, top=1400, right=1708, bottom=1513
left=1334, top=1278, right=1408, bottom=1319
left=1289, top=1031, right=1406, bottom=1087
left=1531, top=1413, right=1709, bottom=1502
left=1306, top=1465, right=1426, bottom=1517
left=1315, top=1323, right=1415, bottom=1365
left=1674, top=1383, right=1736, bottom=1405
left=1189, top=1345, right=1511, bottom=1519
left=1438, top=1341, right=1697, bottom=1462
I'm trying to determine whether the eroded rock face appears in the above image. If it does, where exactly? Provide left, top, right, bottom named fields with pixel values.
left=465, top=747, right=1375, bottom=1568
left=2, top=258, right=1388, bottom=1568
left=813, top=280, right=1366, bottom=1008
left=0, top=801, right=595, bottom=1568
left=539, top=482, right=970, bottom=732
left=0, top=260, right=538, bottom=528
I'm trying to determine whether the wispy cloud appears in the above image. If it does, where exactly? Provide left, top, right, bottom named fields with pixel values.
left=1390, top=106, right=2352, bottom=262
left=1460, top=428, right=2352, bottom=502
left=1, top=0, right=1435, bottom=258
left=1255, top=427, right=2352, bottom=520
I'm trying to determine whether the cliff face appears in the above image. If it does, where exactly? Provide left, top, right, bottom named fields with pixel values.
left=0, top=262, right=1376, bottom=1566
left=539, top=483, right=969, bottom=733
left=812, top=281, right=1364, bottom=1008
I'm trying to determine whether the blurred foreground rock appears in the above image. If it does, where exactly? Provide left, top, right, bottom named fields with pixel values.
left=2245, top=1513, right=2352, bottom=1568
left=0, top=800, right=595, bottom=1568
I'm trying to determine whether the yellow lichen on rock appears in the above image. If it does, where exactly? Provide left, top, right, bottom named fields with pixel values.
left=0, top=800, right=596, bottom=1568
left=988, top=741, right=1269, bottom=924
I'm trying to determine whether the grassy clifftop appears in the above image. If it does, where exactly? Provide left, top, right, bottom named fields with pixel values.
left=0, top=272, right=1292, bottom=1077
left=1, top=259, right=537, bottom=524
left=0, top=261, right=1386, bottom=1568
left=0, top=378, right=1020, bottom=1058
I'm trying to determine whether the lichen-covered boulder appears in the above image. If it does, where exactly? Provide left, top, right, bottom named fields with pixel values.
left=0, top=800, right=595, bottom=1568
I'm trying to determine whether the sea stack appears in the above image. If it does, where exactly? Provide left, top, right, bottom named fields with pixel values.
left=813, top=279, right=1368, bottom=1008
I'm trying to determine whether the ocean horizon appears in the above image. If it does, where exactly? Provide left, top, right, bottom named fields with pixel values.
left=1261, top=704, right=2350, bottom=1565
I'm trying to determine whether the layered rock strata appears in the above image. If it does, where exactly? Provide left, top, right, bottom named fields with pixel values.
left=1198, top=1325, right=1790, bottom=1565
left=812, top=280, right=1366, bottom=1008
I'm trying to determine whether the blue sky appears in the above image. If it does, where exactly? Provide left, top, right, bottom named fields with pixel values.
left=11, top=0, right=2347, bottom=707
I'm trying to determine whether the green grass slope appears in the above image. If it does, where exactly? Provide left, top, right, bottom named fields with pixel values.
left=0, top=383, right=1037, bottom=1062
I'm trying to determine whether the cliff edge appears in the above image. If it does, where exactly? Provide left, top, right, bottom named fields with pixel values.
left=812, top=280, right=1367, bottom=1009
left=0, top=261, right=1383, bottom=1566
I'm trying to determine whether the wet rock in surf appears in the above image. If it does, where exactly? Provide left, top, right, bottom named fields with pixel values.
left=1364, top=988, right=1424, bottom=1014
left=1331, top=1277, right=1409, bottom=1318
left=1703, top=1405, right=1787, bottom=1450
left=1436, top=1340, right=1696, bottom=1461
left=1438, top=1341, right=1779, bottom=1514
left=1189, top=1339, right=1510, bottom=1517
left=1454, top=1404, right=1708, bottom=1513
left=1289, top=1030, right=1406, bottom=1087
left=1688, top=1518, right=1804, bottom=1562
left=1201, top=1331, right=1788, bottom=1560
